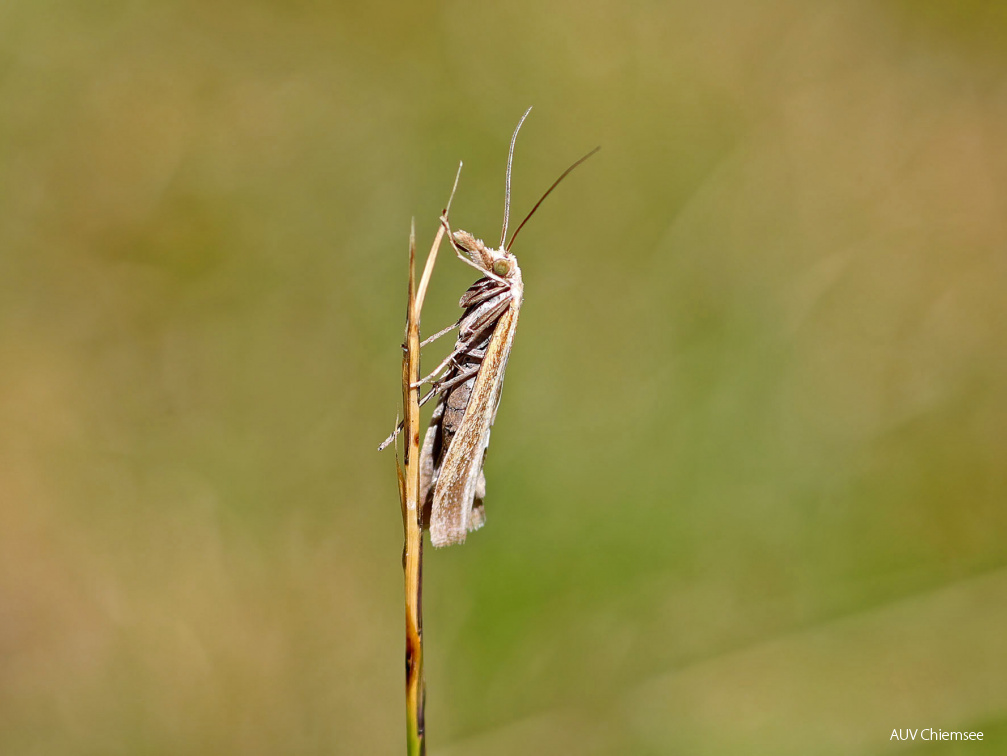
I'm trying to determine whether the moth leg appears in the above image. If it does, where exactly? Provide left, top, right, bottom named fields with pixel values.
left=380, top=363, right=473, bottom=448
left=431, top=365, right=480, bottom=395
left=415, top=362, right=481, bottom=411
left=378, top=418, right=404, bottom=451
left=414, top=349, right=465, bottom=388
left=413, top=330, right=491, bottom=388
left=418, top=387, right=439, bottom=408
left=414, top=290, right=508, bottom=389
left=459, top=294, right=511, bottom=340
left=421, top=319, right=460, bottom=348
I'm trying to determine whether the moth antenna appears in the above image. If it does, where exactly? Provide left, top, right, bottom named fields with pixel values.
left=500, top=107, right=533, bottom=248
left=506, top=146, right=600, bottom=251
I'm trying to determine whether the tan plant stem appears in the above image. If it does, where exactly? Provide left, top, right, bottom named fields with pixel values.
left=401, top=219, right=446, bottom=756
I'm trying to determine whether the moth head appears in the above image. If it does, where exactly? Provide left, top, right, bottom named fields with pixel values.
left=453, top=230, right=519, bottom=280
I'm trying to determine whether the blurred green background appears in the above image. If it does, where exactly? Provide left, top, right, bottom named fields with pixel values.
left=2, top=1, right=1007, bottom=754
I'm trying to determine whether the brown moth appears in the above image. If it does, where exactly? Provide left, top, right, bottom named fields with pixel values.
left=417, top=227, right=524, bottom=546
left=382, top=108, right=598, bottom=547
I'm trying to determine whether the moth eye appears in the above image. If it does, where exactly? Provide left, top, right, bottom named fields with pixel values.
left=492, top=259, right=510, bottom=276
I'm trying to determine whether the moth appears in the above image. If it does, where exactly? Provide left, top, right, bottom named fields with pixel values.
left=382, top=108, right=598, bottom=547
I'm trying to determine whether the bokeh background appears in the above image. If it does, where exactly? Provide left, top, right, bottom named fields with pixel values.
left=2, top=1, right=1007, bottom=754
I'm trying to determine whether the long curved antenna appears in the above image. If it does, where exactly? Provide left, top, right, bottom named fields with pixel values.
left=500, top=107, right=533, bottom=248
left=506, top=145, right=600, bottom=251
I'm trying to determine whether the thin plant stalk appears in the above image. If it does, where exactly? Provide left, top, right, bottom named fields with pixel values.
left=395, top=164, right=460, bottom=756
left=398, top=219, right=449, bottom=756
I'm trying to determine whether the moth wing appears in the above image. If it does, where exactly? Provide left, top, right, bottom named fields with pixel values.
left=418, top=401, right=444, bottom=528
left=469, top=468, right=487, bottom=532
left=429, top=303, right=520, bottom=547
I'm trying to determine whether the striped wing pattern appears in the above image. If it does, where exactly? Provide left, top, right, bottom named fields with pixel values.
left=428, top=301, right=520, bottom=547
